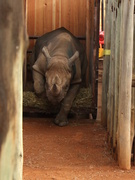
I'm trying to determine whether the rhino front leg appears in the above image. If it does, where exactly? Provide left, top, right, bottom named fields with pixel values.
left=54, top=84, right=80, bottom=126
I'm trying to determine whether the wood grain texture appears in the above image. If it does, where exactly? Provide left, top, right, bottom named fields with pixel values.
left=27, top=0, right=86, bottom=37
left=117, top=0, right=134, bottom=170
left=0, top=0, right=27, bottom=179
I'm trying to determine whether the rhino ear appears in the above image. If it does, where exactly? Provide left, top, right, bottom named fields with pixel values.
left=68, top=51, right=79, bottom=67
left=42, top=46, right=51, bottom=60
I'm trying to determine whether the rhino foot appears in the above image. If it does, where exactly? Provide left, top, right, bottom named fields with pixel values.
left=54, top=117, right=69, bottom=127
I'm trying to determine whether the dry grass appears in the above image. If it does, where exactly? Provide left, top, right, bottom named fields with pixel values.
left=23, top=87, right=93, bottom=114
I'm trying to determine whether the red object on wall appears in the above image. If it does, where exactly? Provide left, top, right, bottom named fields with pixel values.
left=99, top=31, right=104, bottom=45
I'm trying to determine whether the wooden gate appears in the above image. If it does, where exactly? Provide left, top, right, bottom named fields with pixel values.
left=101, top=0, right=135, bottom=169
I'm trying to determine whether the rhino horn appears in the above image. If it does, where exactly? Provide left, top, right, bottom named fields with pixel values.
left=52, top=84, right=59, bottom=96
left=42, top=46, right=51, bottom=59
left=68, top=51, right=79, bottom=66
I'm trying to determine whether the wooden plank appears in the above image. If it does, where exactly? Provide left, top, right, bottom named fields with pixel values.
left=27, top=0, right=35, bottom=49
left=55, top=0, right=61, bottom=28
left=92, top=0, right=100, bottom=119
left=43, top=0, right=53, bottom=33
left=117, top=0, right=134, bottom=170
left=61, top=0, right=70, bottom=31
left=72, top=1, right=79, bottom=36
left=35, top=0, right=44, bottom=35
left=23, top=0, right=28, bottom=89
left=86, top=0, right=90, bottom=85
left=0, top=0, right=27, bottom=179
left=70, top=0, right=86, bottom=37
left=107, top=0, right=115, bottom=148
left=101, top=0, right=111, bottom=127
left=131, top=88, right=135, bottom=164
left=133, top=13, right=135, bottom=165
left=113, top=2, right=121, bottom=157
left=27, top=0, right=35, bottom=35
left=86, top=0, right=99, bottom=119
left=78, top=0, right=86, bottom=37
left=86, top=0, right=94, bottom=86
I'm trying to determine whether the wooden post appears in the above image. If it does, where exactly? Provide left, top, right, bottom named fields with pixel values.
left=23, top=0, right=28, bottom=90
left=86, top=0, right=100, bottom=119
left=132, top=88, right=135, bottom=164
left=117, top=0, right=134, bottom=170
left=101, top=0, right=111, bottom=127
left=0, top=0, right=27, bottom=179
left=107, top=0, right=116, bottom=147
left=132, top=11, right=135, bottom=165
left=86, top=0, right=94, bottom=86
left=93, top=0, right=100, bottom=119
left=113, top=2, right=121, bottom=156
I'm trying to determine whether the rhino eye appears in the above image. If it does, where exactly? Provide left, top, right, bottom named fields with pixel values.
left=45, top=82, right=49, bottom=89
left=64, top=84, right=69, bottom=90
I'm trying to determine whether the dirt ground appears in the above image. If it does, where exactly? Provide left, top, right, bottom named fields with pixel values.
left=23, top=117, right=135, bottom=180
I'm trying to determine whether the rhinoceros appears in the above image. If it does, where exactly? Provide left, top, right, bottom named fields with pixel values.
left=31, top=27, right=87, bottom=126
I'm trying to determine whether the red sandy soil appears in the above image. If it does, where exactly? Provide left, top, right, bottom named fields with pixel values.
left=23, top=117, right=135, bottom=180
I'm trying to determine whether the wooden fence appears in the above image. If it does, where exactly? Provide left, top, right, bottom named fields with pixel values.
left=101, top=0, right=135, bottom=169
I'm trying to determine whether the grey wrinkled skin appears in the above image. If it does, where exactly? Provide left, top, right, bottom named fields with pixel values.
left=30, top=27, right=87, bottom=126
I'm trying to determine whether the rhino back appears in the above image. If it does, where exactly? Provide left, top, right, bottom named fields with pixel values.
left=35, top=27, right=84, bottom=59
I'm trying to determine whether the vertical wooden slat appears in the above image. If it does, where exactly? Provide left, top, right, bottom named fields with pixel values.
left=23, top=0, right=28, bottom=89
left=132, top=11, right=135, bottom=165
left=27, top=0, right=35, bottom=48
left=27, top=0, right=35, bottom=35
left=86, top=0, right=99, bottom=119
left=93, top=0, right=100, bottom=119
left=131, top=88, right=135, bottom=162
left=117, top=0, right=134, bottom=170
left=113, top=1, right=121, bottom=156
left=107, top=0, right=115, bottom=147
left=43, top=0, right=53, bottom=33
left=35, top=0, right=44, bottom=35
left=69, top=0, right=75, bottom=34
left=61, top=0, right=70, bottom=31
left=99, top=0, right=102, bottom=31
left=55, top=0, right=61, bottom=28
left=78, top=0, right=86, bottom=36
left=86, top=0, right=90, bottom=86
left=52, top=0, right=56, bottom=30
left=86, top=0, right=94, bottom=86
left=101, top=0, right=111, bottom=127
left=75, top=1, right=80, bottom=36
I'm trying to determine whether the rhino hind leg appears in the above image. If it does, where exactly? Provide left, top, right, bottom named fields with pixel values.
left=54, top=84, right=80, bottom=126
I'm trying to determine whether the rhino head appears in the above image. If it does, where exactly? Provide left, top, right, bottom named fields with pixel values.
left=42, top=46, right=79, bottom=104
